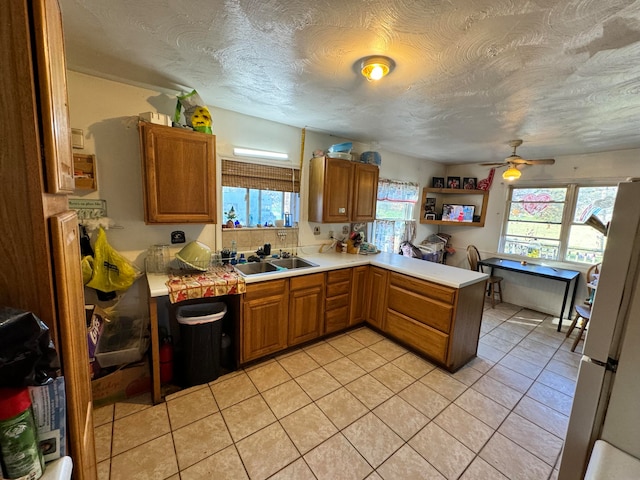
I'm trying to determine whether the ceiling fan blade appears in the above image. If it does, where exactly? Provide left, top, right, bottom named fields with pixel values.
left=479, top=162, right=506, bottom=166
left=521, top=158, right=555, bottom=165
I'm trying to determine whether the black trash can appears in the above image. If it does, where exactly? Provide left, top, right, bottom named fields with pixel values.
left=176, top=302, right=226, bottom=386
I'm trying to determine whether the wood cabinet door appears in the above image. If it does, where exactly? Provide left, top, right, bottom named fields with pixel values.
left=241, top=293, right=288, bottom=363
left=50, top=211, right=97, bottom=480
left=139, top=123, right=216, bottom=224
left=350, top=266, right=369, bottom=326
left=367, top=267, right=388, bottom=330
left=351, top=164, right=379, bottom=221
left=33, top=0, right=74, bottom=194
left=323, top=158, right=353, bottom=223
left=289, top=274, right=324, bottom=346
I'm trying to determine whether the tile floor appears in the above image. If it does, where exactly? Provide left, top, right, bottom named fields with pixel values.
left=93, top=302, right=584, bottom=480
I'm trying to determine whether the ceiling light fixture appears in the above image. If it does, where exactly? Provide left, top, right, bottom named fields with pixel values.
left=502, top=165, right=522, bottom=181
left=360, top=55, right=395, bottom=81
left=233, top=147, right=289, bottom=161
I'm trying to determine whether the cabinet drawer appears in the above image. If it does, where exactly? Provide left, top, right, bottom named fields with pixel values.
left=327, top=269, right=351, bottom=284
left=326, top=293, right=349, bottom=310
left=326, top=280, right=350, bottom=298
left=290, top=273, right=324, bottom=291
left=389, top=272, right=456, bottom=304
left=386, top=310, right=448, bottom=364
left=388, top=285, right=453, bottom=333
left=245, top=279, right=288, bottom=301
left=325, top=306, right=349, bottom=333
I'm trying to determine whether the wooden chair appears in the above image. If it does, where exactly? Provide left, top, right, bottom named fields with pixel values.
left=467, top=245, right=503, bottom=307
left=565, top=263, right=601, bottom=352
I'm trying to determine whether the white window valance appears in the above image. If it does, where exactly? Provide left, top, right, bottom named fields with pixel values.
left=377, top=179, right=419, bottom=203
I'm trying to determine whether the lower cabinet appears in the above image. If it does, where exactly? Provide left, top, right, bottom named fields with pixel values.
left=289, top=273, right=324, bottom=346
left=385, top=272, right=485, bottom=371
left=350, top=266, right=369, bottom=326
left=241, top=279, right=289, bottom=363
left=325, top=269, right=351, bottom=334
left=367, top=266, right=389, bottom=330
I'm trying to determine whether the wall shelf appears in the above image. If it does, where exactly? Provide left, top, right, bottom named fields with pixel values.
left=420, top=187, right=489, bottom=227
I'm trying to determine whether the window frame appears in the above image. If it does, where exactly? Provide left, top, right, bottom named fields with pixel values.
left=499, top=181, right=618, bottom=265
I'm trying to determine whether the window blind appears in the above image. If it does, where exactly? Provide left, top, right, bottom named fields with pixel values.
left=221, top=159, right=300, bottom=193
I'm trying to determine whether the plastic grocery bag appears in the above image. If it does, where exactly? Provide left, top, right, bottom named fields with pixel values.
left=0, top=307, right=60, bottom=387
left=174, top=89, right=213, bottom=134
left=86, top=227, right=140, bottom=295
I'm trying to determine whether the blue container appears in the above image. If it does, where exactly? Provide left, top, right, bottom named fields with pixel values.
left=360, top=151, right=381, bottom=165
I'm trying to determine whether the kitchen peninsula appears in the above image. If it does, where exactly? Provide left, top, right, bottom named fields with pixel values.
left=146, top=252, right=488, bottom=403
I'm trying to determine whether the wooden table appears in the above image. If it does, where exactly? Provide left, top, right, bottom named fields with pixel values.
left=478, top=257, right=580, bottom=332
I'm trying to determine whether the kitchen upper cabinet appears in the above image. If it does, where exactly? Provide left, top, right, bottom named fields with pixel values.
left=241, top=280, right=289, bottom=363
left=139, top=122, right=217, bottom=224
left=351, top=164, right=379, bottom=221
left=33, top=0, right=75, bottom=194
left=367, top=266, right=388, bottom=330
left=308, top=157, right=379, bottom=223
left=289, top=274, right=324, bottom=346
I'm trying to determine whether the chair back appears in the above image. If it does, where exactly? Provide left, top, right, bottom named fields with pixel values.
left=466, top=245, right=481, bottom=272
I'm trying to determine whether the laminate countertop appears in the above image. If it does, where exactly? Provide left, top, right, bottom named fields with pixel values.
left=146, top=251, right=488, bottom=297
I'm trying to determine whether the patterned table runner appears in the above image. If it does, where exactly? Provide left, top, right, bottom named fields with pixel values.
left=166, top=266, right=246, bottom=303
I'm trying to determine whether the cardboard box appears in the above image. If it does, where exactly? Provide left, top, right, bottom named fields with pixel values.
left=29, top=377, right=66, bottom=462
left=91, top=357, right=151, bottom=407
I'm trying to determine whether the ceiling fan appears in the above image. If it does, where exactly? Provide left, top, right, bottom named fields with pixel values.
left=481, top=140, right=555, bottom=180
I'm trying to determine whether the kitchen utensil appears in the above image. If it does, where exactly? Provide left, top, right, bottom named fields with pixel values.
left=175, top=241, right=211, bottom=271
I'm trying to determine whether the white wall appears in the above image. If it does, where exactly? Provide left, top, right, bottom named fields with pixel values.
left=443, top=150, right=640, bottom=317
left=66, top=71, right=443, bottom=266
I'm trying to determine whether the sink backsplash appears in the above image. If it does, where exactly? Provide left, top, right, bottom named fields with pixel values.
left=221, top=227, right=298, bottom=254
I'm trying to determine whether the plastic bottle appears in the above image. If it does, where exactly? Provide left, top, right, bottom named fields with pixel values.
left=0, top=388, right=44, bottom=479
left=239, top=253, right=246, bottom=264
left=230, top=240, right=237, bottom=260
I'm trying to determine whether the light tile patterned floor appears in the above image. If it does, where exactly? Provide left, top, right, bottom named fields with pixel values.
left=93, top=302, right=583, bottom=480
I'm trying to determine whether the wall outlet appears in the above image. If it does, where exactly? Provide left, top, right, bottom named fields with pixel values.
left=171, top=230, right=185, bottom=244
left=328, top=230, right=334, bottom=239
left=313, top=226, right=321, bottom=235
left=342, top=225, right=349, bottom=235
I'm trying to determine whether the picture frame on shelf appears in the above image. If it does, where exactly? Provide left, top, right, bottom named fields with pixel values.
left=424, top=197, right=436, bottom=214
left=447, top=176, right=461, bottom=189
left=463, top=177, right=477, bottom=190
left=432, top=177, right=445, bottom=188
left=424, top=213, right=436, bottom=221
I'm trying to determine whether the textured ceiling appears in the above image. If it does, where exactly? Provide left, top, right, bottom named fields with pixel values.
left=59, top=0, right=640, bottom=164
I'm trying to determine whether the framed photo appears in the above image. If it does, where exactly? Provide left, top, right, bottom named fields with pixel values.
left=424, top=213, right=436, bottom=221
left=424, top=197, right=436, bottom=213
left=463, top=177, right=477, bottom=190
left=432, top=177, right=445, bottom=188
left=447, top=176, right=461, bottom=189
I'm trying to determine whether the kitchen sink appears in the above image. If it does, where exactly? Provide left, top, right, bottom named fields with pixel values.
left=234, top=262, right=279, bottom=276
left=269, top=257, right=318, bottom=269
left=233, top=256, right=318, bottom=276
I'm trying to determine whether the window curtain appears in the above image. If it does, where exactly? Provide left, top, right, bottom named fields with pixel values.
left=221, top=159, right=300, bottom=192
left=374, top=179, right=419, bottom=253
left=377, top=179, right=420, bottom=203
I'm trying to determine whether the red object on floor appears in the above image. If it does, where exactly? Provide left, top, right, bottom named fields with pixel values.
left=159, top=339, right=173, bottom=383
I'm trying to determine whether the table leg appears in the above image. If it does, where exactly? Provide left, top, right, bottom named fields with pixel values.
left=148, top=296, right=162, bottom=404
left=568, top=277, right=579, bottom=323
left=558, top=280, right=571, bottom=332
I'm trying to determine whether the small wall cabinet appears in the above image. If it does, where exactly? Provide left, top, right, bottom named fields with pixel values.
left=139, top=122, right=217, bottom=224
left=420, top=187, right=489, bottom=227
left=308, top=157, right=379, bottom=223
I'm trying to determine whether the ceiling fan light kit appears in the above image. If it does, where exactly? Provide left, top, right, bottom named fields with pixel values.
left=360, top=55, right=395, bottom=81
left=480, top=139, right=555, bottom=180
left=502, top=165, right=522, bottom=181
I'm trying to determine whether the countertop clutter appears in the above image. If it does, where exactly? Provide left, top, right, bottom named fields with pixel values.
left=147, top=251, right=488, bottom=297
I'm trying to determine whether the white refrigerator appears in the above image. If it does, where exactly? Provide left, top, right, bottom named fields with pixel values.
left=558, top=179, right=640, bottom=479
